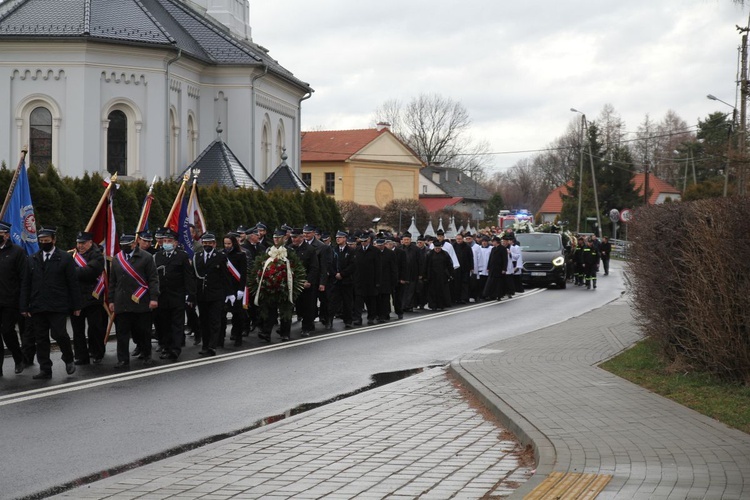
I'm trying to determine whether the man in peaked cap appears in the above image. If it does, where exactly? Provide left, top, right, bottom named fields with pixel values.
left=330, top=230, right=356, bottom=328
left=137, top=230, right=156, bottom=255
left=353, top=231, right=380, bottom=326
left=0, top=220, right=28, bottom=376
left=20, top=226, right=83, bottom=379
left=291, top=227, right=320, bottom=337
left=71, top=230, right=106, bottom=365
left=109, top=233, right=160, bottom=368
left=193, top=232, right=231, bottom=355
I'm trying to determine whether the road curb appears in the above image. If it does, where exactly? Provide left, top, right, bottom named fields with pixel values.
left=448, top=360, right=556, bottom=499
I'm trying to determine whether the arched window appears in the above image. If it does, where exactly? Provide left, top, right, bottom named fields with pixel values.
left=29, top=107, right=52, bottom=171
left=261, top=122, right=270, bottom=180
left=107, top=110, right=127, bottom=176
left=169, top=109, right=178, bottom=176
left=187, top=114, right=197, bottom=163
left=276, top=123, right=285, bottom=166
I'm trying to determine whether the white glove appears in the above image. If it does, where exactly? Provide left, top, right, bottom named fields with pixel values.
left=226, top=295, right=236, bottom=305
left=237, top=290, right=245, bottom=300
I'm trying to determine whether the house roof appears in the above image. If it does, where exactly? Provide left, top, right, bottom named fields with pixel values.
left=633, top=173, right=681, bottom=205
left=301, top=128, right=389, bottom=162
left=179, top=138, right=263, bottom=189
left=419, top=196, right=463, bottom=213
left=538, top=175, right=681, bottom=216
left=263, top=154, right=308, bottom=192
left=537, top=182, right=572, bottom=214
left=421, top=165, right=490, bottom=201
left=0, top=0, right=310, bottom=90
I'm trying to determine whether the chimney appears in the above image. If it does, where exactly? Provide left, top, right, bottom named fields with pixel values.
left=376, top=122, right=391, bottom=132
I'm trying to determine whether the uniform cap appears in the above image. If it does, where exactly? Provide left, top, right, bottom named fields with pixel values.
left=38, top=226, right=58, bottom=237
left=200, top=232, right=216, bottom=242
left=120, top=233, right=136, bottom=244
left=291, top=228, right=303, bottom=237
left=401, top=231, right=411, bottom=238
left=436, top=229, right=445, bottom=235
left=0, top=220, right=11, bottom=232
left=335, top=230, right=348, bottom=238
left=137, top=230, right=153, bottom=242
left=273, top=229, right=286, bottom=237
left=374, top=238, right=385, bottom=245
left=76, top=231, right=93, bottom=242
left=321, top=233, right=331, bottom=241
left=256, top=222, right=268, bottom=230
left=302, top=224, right=315, bottom=233
left=161, top=228, right=178, bottom=239
left=346, top=236, right=357, bottom=244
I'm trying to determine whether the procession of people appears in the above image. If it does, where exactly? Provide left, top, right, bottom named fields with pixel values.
left=0, top=215, right=609, bottom=379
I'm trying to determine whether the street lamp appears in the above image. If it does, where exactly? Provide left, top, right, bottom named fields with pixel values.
left=570, top=108, right=602, bottom=237
left=706, top=94, right=740, bottom=196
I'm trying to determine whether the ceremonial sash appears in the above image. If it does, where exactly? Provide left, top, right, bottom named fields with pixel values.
left=242, top=285, right=250, bottom=309
left=116, top=252, right=149, bottom=303
left=73, top=252, right=87, bottom=268
left=74, top=252, right=107, bottom=300
left=226, top=259, right=241, bottom=282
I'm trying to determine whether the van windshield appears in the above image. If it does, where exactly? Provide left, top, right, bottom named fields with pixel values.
left=516, top=233, right=563, bottom=252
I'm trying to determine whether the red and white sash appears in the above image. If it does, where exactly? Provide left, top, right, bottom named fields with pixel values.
left=226, top=259, right=241, bottom=283
left=116, top=252, right=149, bottom=303
left=74, top=251, right=107, bottom=300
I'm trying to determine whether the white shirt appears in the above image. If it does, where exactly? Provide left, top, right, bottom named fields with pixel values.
left=510, top=243, right=523, bottom=275
left=472, top=244, right=491, bottom=277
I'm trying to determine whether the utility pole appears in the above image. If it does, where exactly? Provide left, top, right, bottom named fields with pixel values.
left=739, top=21, right=749, bottom=196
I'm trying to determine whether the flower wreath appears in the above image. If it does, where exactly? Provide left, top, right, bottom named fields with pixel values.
left=247, top=245, right=306, bottom=322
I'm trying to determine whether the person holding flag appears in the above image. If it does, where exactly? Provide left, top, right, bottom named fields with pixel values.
left=109, top=234, right=159, bottom=368
left=71, top=231, right=106, bottom=365
left=0, top=220, right=28, bottom=376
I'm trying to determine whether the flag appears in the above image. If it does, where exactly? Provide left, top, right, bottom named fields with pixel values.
left=88, top=178, right=119, bottom=258
left=6, top=159, right=39, bottom=255
left=165, top=185, right=186, bottom=234
left=187, top=181, right=206, bottom=236
left=135, top=191, right=154, bottom=233
left=177, top=196, right=194, bottom=258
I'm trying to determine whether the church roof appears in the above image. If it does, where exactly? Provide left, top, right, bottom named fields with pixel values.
left=263, top=153, right=308, bottom=192
left=180, top=138, right=264, bottom=190
left=0, top=0, right=310, bottom=89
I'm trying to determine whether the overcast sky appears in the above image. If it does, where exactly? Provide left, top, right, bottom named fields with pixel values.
left=251, top=0, right=747, bottom=174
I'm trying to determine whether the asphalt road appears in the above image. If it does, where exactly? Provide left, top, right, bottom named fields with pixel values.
left=0, top=262, right=626, bottom=499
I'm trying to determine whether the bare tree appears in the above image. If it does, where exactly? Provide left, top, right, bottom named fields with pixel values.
left=373, top=93, right=489, bottom=176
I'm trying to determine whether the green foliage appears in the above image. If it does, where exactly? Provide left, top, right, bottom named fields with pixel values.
left=1, top=168, right=341, bottom=249
left=381, top=198, right=430, bottom=233
left=484, top=193, right=504, bottom=225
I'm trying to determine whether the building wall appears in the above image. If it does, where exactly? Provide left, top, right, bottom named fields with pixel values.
left=0, top=40, right=307, bottom=182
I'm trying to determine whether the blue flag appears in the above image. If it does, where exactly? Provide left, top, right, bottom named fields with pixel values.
left=6, top=159, right=39, bottom=255
left=177, top=196, right=194, bottom=258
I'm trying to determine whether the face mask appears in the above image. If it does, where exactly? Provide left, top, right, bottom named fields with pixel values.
left=40, top=242, right=53, bottom=252
left=120, top=244, right=133, bottom=254
left=162, top=243, right=175, bottom=252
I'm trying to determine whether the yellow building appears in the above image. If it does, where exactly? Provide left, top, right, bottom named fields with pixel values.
left=301, top=124, right=423, bottom=208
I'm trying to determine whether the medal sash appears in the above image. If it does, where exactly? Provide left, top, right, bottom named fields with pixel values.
left=116, top=252, right=149, bottom=303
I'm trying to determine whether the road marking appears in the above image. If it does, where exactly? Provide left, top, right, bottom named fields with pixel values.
left=0, top=289, right=545, bottom=407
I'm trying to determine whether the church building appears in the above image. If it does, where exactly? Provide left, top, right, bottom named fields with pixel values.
left=0, top=0, right=312, bottom=184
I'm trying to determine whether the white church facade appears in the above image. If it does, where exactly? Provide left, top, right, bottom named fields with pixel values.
left=0, top=0, right=312, bottom=183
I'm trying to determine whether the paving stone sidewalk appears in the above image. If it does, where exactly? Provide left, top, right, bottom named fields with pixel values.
left=56, top=368, right=533, bottom=499
left=451, top=296, right=750, bottom=499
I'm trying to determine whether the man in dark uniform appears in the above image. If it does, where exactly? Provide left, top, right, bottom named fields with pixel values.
left=582, top=237, right=600, bottom=289
left=194, top=232, right=231, bottom=356
left=291, top=228, right=320, bottom=337
left=137, top=230, right=156, bottom=255
left=600, top=236, right=612, bottom=276
left=154, top=229, right=196, bottom=360
left=109, top=233, right=159, bottom=368
left=256, top=222, right=272, bottom=249
left=0, top=220, right=27, bottom=376
left=330, top=230, right=355, bottom=328
left=354, top=232, right=380, bottom=326
left=243, top=226, right=266, bottom=333
left=483, top=235, right=508, bottom=301
left=20, top=226, right=82, bottom=379
left=376, top=238, right=398, bottom=322
left=399, top=232, right=421, bottom=313
left=424, top=239, right=453, bottom=311
left=454, top=233, right=473, bottom=304
left=71, top=231, right=106, bottom=365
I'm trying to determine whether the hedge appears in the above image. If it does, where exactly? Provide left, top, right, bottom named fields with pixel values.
left=0, top=166, right=343, bottom=250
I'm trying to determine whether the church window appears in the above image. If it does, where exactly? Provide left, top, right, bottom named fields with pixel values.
left=29, top=107, right=52, bottom=171
left=107, top=110, right=127, bottom=176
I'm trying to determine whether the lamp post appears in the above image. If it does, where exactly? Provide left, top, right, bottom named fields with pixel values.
left=570, top=108, right=602, bottom=237
left=707, top=94, right=739, bottom=196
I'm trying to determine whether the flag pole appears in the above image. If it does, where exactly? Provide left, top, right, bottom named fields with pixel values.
left=0, top=147, right=28, bottom=221
left=163, top=172, right=190, bottom=228
left=85, top=173, right=118, bottom=232
left=135, top=175, right=159, bottom=234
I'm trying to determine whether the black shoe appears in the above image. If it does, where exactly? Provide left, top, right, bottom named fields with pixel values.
left=131, top=347, right=141, bottom=357
left=344, top=323, right=353, bottom=329
left=23, top=360, right=35, bottom=368
left=142, top=358, right=153, bottom=366
left=193, top=337, right=202, bottom=346
left=114, top=361, right=129, bottom=369
left=14, top=362, right=24, bottom=374
left=352, top=320, right=362, bottom=326
left=92, top=357, right=103, bottom=365
left=74, top=359, right=90, bottom=366
left=258, top=333, right=271, bottom=342
left=300, top=331, right=310, bottom=337
left=159, top=351, right=171, bottom=360
left=198, top=349, right=216, bottom=356
left=280, top=336, right=290, bottom=342
left=33, top=371, right=52, bottom=380
left=325, top=322, right=333, bottom=330
left=397, top=314, right=403, bottom=320
left=367, top=320, right=376, bottom=326
left=65, top=362, right=76, bottom=375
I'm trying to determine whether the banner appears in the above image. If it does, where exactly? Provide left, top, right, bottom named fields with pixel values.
left=6, top=158, right=39, bottom=255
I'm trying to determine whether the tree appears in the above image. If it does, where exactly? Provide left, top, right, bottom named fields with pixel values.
left=484, top=193, right=504, bottom=226
left=373, top=93, right=491, bottom=175
left=381, top=199, right=429, bottom=234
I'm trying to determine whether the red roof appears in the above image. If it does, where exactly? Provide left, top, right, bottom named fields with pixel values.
left=301, top=129, right=388, bottom=162
left=420, top=197, right=463, bottom=212
left=633, top=173, right=681, bottom=205
left=538, top=181, right=572, bottom=214
left=538, top=175, right=681, bottom=217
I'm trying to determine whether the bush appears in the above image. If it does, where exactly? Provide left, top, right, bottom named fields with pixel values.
left=628, top=198, right=750, bottom=384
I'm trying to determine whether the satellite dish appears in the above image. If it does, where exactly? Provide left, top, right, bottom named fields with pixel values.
left=609, top=209, right=620, bottom=223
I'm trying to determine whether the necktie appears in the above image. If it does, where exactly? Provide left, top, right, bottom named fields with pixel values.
left=126, top=253, right=131, bottom=261
left=44, top=253, right=50, bottom=262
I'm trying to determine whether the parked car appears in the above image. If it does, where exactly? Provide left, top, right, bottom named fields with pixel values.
left=515, top=232, right=567, bottom=289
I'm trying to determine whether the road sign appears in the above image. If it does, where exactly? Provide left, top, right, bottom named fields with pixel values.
left=620, top=209, right=632, bottom=223
left=608, top=209, right=620, bottom=223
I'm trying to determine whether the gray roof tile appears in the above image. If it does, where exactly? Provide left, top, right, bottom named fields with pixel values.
left=263, top=156, right=308, bottom=192
left=180, top=139, right=264, bottom=190
left=422, top=166, right=490, bottom=201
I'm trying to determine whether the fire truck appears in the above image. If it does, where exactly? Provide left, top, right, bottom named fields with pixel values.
left=497, top=209, right=533, bottom=231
